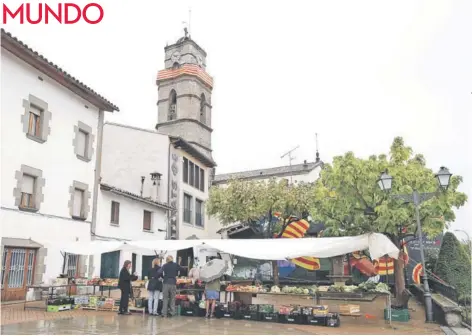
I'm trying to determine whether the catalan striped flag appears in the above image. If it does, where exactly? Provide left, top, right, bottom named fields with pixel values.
left=412, top=263, right=423, bottom=284
left=373, top=256, right=395, bottom=275
left=279, top=218, right=321, bottom=271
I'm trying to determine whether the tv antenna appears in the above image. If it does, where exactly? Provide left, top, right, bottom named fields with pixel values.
left=281, top=145, right=299, bottom=184
left=315, top=133, right=320, bottom=162
left=182, top=8, right=192, bottom=37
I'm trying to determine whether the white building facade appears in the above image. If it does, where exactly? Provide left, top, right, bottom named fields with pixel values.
left=95, top=123, right=219, bottom=276
left=93, top=123, right=170, bottom=279
left=0, top=30, right=118, bottom=301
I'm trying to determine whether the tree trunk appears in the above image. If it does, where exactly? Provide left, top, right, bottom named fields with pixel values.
left=391, top=235, right=406, bottom=305
left=272, top=260, right=280, bottom=286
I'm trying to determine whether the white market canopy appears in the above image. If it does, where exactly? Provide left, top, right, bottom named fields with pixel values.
left=44, top=233, right=399, bottom=261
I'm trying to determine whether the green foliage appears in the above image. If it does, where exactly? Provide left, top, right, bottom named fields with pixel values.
left=207, top=178, right=313, bottom=229
left=434, top=232, right=471, bottom=301
left=310, top=137, right=467, bottom=239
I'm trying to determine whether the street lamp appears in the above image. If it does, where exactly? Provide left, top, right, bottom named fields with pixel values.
left=377, top=167, right=452, bottom=323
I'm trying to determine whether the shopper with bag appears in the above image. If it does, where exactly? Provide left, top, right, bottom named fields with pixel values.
left=147, top=258, right=163, bottom=316
left=118, top=260, right=138, bottom=315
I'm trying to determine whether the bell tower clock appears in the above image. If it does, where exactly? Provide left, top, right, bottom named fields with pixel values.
left=156, top=33, right=214, bottom=160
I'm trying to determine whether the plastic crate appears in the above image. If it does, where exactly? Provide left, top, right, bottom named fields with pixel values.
left=384, top=308, right=410, bottom=322
left=236, top=311, right=259, bottom=321
left=260, top=313, right=278, bottom=323
left=326, top=313, right=340, bottom=327
left=278, top=314, right=304, bottom=324
left=306, top=315, right=327, bottom=326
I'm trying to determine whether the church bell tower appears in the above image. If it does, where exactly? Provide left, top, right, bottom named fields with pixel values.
left=156, top=31, right=214, bottom=160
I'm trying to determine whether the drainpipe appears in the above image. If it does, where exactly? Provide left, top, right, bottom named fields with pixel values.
left=89, top=109, right=105, bottom=275
left=166, top=140, right=172, bottom=240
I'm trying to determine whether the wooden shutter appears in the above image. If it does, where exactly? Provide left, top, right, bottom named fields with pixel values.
left=143, top=211, right=151, bottom=231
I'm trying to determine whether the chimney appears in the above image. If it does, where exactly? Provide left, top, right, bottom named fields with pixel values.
left=150, top=172, right=162, bottom=201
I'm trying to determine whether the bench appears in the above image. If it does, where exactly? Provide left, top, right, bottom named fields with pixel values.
left=411, top=284, right=463, bottom=327
left=431, top=293, right=463, bottom=328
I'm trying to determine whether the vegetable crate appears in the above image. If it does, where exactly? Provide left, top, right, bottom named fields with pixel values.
left=326, top=313, right=341, bottom=327
left=47, top=304, right=71, bottom=312
left=260, top=313, right=278, bottom=323
left=384, top=308, right=410, bottom=322
left=236, top=311, right=260, bottom=321
left=278, top=314, right=304, bottom=324
left=306, top=315, right=328, bottom=326
left=339, top=304, right=361, bottom=316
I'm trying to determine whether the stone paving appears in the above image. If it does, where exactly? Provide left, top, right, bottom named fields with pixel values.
left=1, top=302, right=443, bottom=335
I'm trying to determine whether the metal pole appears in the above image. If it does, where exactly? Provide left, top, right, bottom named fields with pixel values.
left=413, top=190, right=434, bottom=322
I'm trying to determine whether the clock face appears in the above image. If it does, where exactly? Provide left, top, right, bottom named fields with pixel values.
left=171, top=51, right=181, bottom=63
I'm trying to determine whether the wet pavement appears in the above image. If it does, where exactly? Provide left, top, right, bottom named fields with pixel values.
left=1, top=315, right=312, bottom=335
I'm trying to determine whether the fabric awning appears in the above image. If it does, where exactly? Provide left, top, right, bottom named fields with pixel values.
left=44, top=233, right=398, bottom=260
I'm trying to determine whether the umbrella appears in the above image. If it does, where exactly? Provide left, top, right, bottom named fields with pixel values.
left=199, top=259, right=227, bottom=282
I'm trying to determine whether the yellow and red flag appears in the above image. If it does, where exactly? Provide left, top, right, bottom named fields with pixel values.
left=278, top=218, right=321, bottom=271
left=412, top=263, right=424, bottom=284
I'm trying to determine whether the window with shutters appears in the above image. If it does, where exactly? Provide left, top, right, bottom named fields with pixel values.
left=189, top=162, right=195, bottom=186
left=110, top=201, right=120, bottom=225
left=20, top=174, right=36, bottom=209
left=76, top=129, right=88, bottom=158
left=183, top=194, right=192, bottom=224
left=72, top=188, right=84, bottom=218
left=143, top=210, right=152, bottom=232
left=27, top=106, right=42, bottom=138
left=182, top=157, right=206, bottom=192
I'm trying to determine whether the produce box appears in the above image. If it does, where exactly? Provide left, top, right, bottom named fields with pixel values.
left=312, top=305, right=329, bottom=316
left=260, top=313, right=278, bottom=322
left=47, top=304, right=71, bottom=312
left=236, top=311, right=259, bottom=321
left=306, top=315, right=327, bottom=326
left=384, top=308, right=409, bottom=322
left=301, top=307, right=313, bottom=316
left=278, top=314, right=304, bottom=324
left=339, top=304, right=360, bottom=316
left=240, top=304, right=259, bottom=313
left=326, top=313, right=341, bottom=327
left=258, top=304, right=274, bottom=314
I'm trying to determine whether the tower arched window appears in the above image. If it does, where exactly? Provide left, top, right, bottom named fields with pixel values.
left=172, top=62, right=180, bottom=70
left=168, top=90, right=177, bottom=121
left=200, top=93, right=206, bottom=124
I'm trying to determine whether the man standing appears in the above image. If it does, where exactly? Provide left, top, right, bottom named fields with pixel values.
left=158, top=255, right=184, bottom=317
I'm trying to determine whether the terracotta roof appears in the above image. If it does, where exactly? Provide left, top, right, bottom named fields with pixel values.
left=170, top=136, right=217, bottom=168
left=1, top=29, right=119, bottom=112
left=213, top=161, right=323, bottom=184
left=100, top=183, right=173, bottom=210
left=157, top=64, right=213, bottom=89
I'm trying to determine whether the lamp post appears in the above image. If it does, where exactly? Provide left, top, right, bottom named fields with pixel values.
left=377, top=166, right=452, bottom=323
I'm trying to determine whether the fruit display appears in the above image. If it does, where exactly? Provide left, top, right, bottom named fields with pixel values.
left=176, top=277, right=192, bottom=285
left=98, top=278, right=118, bottom=287
left=133, top=280, right=146, bottom=288
left=280, top=285, right=316, bottom=295
left=225, top=284, right=263, bottom=293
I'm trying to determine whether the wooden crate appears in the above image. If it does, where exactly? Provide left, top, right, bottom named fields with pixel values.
left=339, top=304, right=361, bottom=316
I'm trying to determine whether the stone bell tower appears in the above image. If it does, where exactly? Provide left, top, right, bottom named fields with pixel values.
left=156, top=31, right=214, bottom=160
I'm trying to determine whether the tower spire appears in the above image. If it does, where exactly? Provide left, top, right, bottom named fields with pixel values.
left=315, top=133, right=320, bottom=162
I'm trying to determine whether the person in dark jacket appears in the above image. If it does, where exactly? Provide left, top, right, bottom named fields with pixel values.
left=118, top=260, right=138, bottom=315
left=147, top=258, right=163, bottom=315
left=157, top=255, right=184, bottom=317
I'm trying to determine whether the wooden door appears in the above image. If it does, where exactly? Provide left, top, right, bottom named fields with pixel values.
left=1, top=248, right=36, bottom=301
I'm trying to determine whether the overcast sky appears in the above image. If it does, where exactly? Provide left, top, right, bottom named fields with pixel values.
left=4, top=0, right=471, bottom=236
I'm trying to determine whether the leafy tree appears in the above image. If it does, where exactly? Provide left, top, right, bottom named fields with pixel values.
left=207, top=178, right=313, bottom=284
left=434, top=232, right=471, bottom=301
left=309, top=137, right=467, bottom=301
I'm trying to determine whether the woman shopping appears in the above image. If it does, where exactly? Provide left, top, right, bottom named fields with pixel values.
left=147, top=258, right=163, bottom=316
left=118, top=260, right=138, bottom=315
